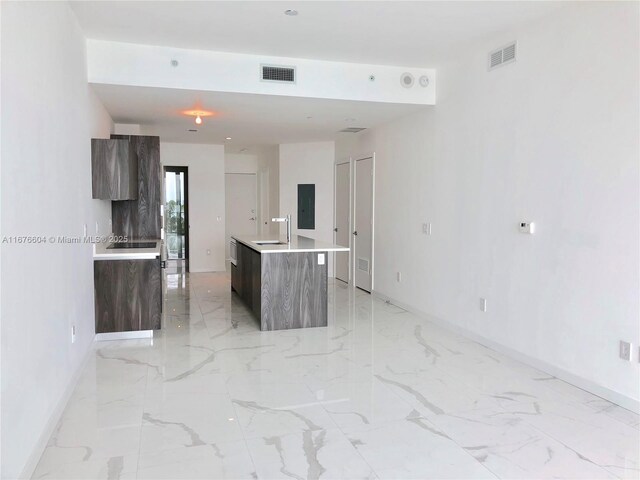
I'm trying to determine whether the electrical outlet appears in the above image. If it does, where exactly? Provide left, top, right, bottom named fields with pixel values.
left=519, top=222, right=535, bottom=234
left=480, top=298, right=487, bottom=312
left=318, top=253, right=325, bottom=265
left=71, top=325, right=76, bottom=344
left=619, top=341, right=631, bottom=361
left=397, top=272, right=402, bottom=282
left=422, top=223, right=432, bottom=235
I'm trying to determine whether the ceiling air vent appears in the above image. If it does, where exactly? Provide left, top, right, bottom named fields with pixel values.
left=261, top=64, right=296, bottom=83
left=339, top=127, right=367, bottom=133
left=488, top=42, right=517, bottom=71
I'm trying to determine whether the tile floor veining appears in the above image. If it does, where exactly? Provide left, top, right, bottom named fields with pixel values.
left=33, top=271, right=640, bottom=480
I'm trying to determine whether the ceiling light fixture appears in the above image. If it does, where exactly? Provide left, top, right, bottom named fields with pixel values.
left=284, top=9, right=298, bottom=16
left=182, top=109, right=214, bottom=125
left=225, top=137, right=232, bottom=140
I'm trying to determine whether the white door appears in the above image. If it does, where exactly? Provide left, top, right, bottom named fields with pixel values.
left=354, top=157, right=373, bottom=292
left=225, top=173, right=257, bottom=260
left=334, top=161, right=350, bottom=283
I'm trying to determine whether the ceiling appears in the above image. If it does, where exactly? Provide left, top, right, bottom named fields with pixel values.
left=91, top=84, right=426, bottom=147
left=71, top=1, right=565, bottom=68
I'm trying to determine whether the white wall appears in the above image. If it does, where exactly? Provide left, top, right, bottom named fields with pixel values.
left=113, top=123, right=141, bottom=135
left=0, top=3, right=114, bottom=478
left=87, top=40, right=436, bottom=105
left=161, top=143, right=226, bottom=272
left=338, top=2, right=639, bottom=409
left=279, top=142, right=336, bottom=276
left=225, top=153, right=258, bottom=174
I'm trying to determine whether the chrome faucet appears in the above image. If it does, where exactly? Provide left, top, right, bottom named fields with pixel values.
left=271, top=214, right=291, bottom=244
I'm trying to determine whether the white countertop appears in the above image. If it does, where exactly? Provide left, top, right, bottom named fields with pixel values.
left=232, top=234, right=349, bottom=254
left=93, top=239, right=162, bottom=261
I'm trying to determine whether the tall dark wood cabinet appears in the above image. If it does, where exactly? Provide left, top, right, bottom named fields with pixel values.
left=94, top=258, right=162, bottom=333
left=91, top=139, right=138, bottom=200
left=111, top=135, right=162, bottom=239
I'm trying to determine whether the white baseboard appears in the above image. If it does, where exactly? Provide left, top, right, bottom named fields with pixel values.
left=95, top=330, right=153, bottom=341
left=18, top=340, right=96, bottom=479
left=371, top=290, right=640, bottom=414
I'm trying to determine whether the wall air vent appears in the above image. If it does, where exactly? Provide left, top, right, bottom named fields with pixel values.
left=261, top=64, right=296, bottom=83
left=358, top=258, right=370, bottom=273
left=339, top=127, right=367, bottom=133
left=488, top=42, right=517, bottom=71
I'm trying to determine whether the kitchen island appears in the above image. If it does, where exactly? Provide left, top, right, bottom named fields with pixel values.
left=231, top=234, right=349, bottom=331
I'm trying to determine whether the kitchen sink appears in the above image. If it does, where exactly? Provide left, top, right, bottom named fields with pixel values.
left=252, top=240, right=288, bottom=245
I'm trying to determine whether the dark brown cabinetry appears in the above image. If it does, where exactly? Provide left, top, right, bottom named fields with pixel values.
left=231, top=242, right=261, bottom=319
left=91, top=138, right=138, bottom=200
left=94, top=258, right=162, bottom=333
left=111, top=135, right=162, bottom=239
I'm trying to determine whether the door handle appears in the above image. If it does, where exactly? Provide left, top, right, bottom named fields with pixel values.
left=353, top=231, right=358, bottom=236
left=334, top=228, right=338, bottom=232
left=249, top=217, right=256, bottom=221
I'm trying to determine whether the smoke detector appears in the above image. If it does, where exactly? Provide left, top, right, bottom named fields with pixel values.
left=400, top=72, right=414, bottom=88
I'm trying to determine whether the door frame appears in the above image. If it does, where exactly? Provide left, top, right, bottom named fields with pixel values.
left=353, top=153, right=375, bottom=292
left=163, top=166, right=190, bottom=263
left=333, top=157, right=353, bottom=284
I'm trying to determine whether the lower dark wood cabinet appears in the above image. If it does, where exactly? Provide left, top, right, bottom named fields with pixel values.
left=94, top=258, right=162, bottom=333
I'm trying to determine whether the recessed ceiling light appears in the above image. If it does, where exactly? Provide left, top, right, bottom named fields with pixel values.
left=225, top=137, right=232, bottom=140
left=284, top=9, right=298, bottom=16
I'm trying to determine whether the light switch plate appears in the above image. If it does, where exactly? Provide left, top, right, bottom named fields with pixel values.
left=620, top=341, right=632, bottom=361
left=318, top=253, right=325, bottom=265
left=480, top=298, right=487, bottom=312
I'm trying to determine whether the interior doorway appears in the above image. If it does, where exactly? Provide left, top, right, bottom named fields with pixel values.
left=225, top=173, right=258, bottom=261
left=354, top=156, right=374, bottom=292
left=164, top=166, right=189, bottom=266
left=334, top=160, right=351, bottom=283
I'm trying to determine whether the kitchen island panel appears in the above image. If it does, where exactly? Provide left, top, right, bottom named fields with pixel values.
left=260, top=251, right=327, bottom=331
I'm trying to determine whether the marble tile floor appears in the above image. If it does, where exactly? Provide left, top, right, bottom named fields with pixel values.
left=33, top=272, right=639, bottom=480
